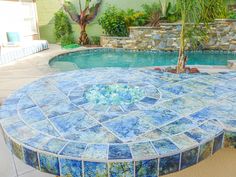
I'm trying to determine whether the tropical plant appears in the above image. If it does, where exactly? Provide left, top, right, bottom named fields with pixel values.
left=124, top=9, right=147, bottom=27
left=98, top=6, right=128, bottom=37
left=54, top=10, right=75, bottom=46
left=90, top=36, right=100, bottom=45
left=228, top=11, right=236, bottom=19
left=62, top=0, right=102, bottom=45
left=98, top=7, right=148, bottom=37
left=142, top=3, right=161, bottom=27
left=176, top=0, right=226, bottom=73
left=165, top=2, right=181, bottom=23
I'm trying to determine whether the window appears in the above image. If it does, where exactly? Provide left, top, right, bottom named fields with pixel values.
left=21, top=0, right=38, bottom=35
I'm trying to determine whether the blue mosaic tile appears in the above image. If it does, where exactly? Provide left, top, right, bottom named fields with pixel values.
left=17, top=96, right=36, bottom=110
left=138, top=108, right=180, bottom=127
left=84, top=161, right=108, bottom=177
left=39, top=153, right=60, bottom=175
left=109, top=144, right=132, bottom=160
left=171, top=134, right=198, bottom=149
left=64, top=125, right=122, bottom=143
left=11, top=141, right=23, bottom=160
left=0, top=107, right=17, bottom=119
left=42, top=138, right=67, bottom=154
left=50, top=111, right=97, bottom=135
left=82, top=144, right=108, bottom=161
left=160, top=118, right=195, bottom=135
left=23, top=147, right=39, bottom=169
left=161, top=96, right=205, bottom=117
left=109, top=162, right=133, bottom=177
left=104, top=115, right=154, bottom=142
left=185, top=128, right=211, bottom=143
left=161, top=84, right=192, bottom=96
left=22, top=133, right=51, bottom=149
left=219, top=119, right=236, bottom=131
left=199, top=120, right=223, bottom=136
left=1, top=68, right=236, bottom=176
left=59, top=142, right=86, bottom=158
left=130, top=142, right=157, bottom=159
left=60, top=158, right=82, bottom=177
left=213, top=133, right=224, bottom=153
left=41, top=100, right=78, bottom=118
left=140, top=97, right=158, bottom=105
left=31, top=120, right=60, bottom=137
left=135, top=128, right=168, bottom=142
left=19, top=107, right=46, bottom=124
left=189, top=107, right=213, bottom=123
left=199, top=141, right=213, bottom=162
left=159, top=154, right=180, bottom=176
left=180, top=147, right=199, bottom=170
left=152, top=139, right=179, bottom=155
left=135, top=159, right=158, bottom=177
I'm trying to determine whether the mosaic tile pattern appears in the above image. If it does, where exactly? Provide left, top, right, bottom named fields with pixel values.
left=0, top=68, right=236, bottom=177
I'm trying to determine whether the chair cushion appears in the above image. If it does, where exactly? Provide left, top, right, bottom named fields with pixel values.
left=6, top=32, right=20, bottom=43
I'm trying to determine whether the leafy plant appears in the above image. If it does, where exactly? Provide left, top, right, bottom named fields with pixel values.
left=90, top=36, right=100, bottom=45
left=165, top=2, right=181, bottom=22
left=228, top=10, right=236, bottom=19
left=60, top=34, right=75, bottom=47
left=176, top=0, right=227, bottom=73
left=54, top=10, right=75, bottom=46
left=98, top=6, right=129, bottom=37
left=142, top=3, right=161, bottom=27
left=124, top=9, right=147, bottom=26
left=63, top=0, right=102, bottom=45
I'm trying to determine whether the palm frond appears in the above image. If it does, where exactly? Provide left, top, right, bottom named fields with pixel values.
left=63, top=1, right=80, bottom=23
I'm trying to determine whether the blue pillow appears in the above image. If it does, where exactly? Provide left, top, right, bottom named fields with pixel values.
left=7, top=32, right=20, bottom=43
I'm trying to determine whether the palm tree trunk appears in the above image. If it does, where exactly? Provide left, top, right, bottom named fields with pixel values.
left=79, top=24, right=89, bottom=45
left=177, top=10, right=187, bottom=73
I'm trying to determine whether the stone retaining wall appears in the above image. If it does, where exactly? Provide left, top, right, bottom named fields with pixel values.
left=101, top=19, right=236, bottom=51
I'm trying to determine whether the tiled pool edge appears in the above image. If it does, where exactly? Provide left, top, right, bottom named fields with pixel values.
left=1, top=128, right=230, bottom=177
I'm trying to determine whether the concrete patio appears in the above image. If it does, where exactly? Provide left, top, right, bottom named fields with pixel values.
left=0, top=45, right=236, bottom=177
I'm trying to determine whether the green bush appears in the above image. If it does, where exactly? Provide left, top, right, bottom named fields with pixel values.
left=124, top=9, right=148, bottom=26
left=90, top=36, right=100, bottom=45
left=142, top=2, right=161, bottom=19
left=60, top=34, right=75, bottom=47
left=54, top=10, right=75, bottom=46
left=228, top=11, right=236, bottom=19
left=98, top=6, right=128, bottom=37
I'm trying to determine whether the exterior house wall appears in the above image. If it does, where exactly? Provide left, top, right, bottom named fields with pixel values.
left=36, top=0, right=174, bottom=43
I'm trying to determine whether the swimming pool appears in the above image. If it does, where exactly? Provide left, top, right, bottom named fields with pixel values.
left=49, top=49, right=236, bottom=71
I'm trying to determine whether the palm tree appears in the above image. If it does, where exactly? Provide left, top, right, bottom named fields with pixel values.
left=62, top=0, right=102, bottom=45
left=176, top=0, right=227, bottom=73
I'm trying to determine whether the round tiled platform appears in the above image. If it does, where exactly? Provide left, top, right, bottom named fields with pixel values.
left=0, top=68, right=236, bottom=177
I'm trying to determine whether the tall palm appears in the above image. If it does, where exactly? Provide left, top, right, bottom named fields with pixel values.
left=62, top=0, right=102, bottom=45
left=176, top=0, right=227, bottom=73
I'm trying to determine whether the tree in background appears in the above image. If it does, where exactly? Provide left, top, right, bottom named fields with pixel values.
left=54, top=10, right=75, bottom=46
left=62, top=0, right=102, bottom=45
left=176, top=0, right=227, bottom=73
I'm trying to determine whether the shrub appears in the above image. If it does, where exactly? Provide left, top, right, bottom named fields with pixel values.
left=90, top=36, right=100, bottom=45
left=142, top=2, right=180, bottom=24
left=54, top=10, right=75, bottom=45
left=124, top=9, right=148, bottom=26
left=60, top=34, right=75, bottom=47
left=98, top=6, right=128, bottom=37
left=227, top=10, right=236, bottom=19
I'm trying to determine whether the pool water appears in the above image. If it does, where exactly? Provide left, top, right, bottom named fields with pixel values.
left=49, top=49, right=236, bottom=71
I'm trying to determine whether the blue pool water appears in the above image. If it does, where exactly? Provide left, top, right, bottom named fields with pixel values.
left=49, top=49, right=236, bottom=71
